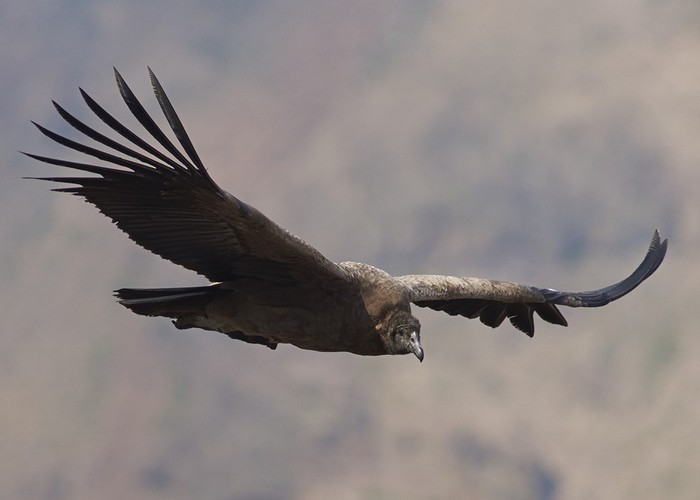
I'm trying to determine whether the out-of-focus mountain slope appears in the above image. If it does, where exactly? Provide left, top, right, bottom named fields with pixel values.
left=2, top=1, right=699, bottom=499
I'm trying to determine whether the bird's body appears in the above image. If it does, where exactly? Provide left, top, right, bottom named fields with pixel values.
left=116, top=261, right=414, bottom=356
left=27, top=69, right=667, bottom=362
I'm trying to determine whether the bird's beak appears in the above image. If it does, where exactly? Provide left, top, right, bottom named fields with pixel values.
left=410, top=331, right=424, bottom=363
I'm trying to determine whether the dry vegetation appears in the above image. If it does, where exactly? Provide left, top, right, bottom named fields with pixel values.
left=3, top=1, right=700, bottom=499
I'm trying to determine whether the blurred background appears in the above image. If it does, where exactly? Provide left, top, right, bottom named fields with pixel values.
left=2, top=1, right=698, bottom=499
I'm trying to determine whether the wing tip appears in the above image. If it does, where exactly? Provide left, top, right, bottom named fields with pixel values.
left=540, top=228, right=667, bottom=308
left=147, top=66, right=157, bottom=84
left=640, top=228, right=668, bottom=282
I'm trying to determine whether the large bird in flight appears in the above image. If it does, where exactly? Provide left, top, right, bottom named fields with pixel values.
left=26, top=69, right=667, bottom=362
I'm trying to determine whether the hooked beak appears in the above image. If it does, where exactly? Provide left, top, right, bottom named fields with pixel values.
left=410, top=331, right=424, bottom=363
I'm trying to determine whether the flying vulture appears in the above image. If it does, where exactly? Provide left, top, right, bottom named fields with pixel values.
left=26, top=69, right=667, bottom=362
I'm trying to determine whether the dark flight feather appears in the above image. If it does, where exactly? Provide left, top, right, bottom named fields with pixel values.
left=26, top=69, right=346, bottom=286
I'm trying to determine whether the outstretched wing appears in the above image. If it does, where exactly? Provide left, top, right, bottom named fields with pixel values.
left=25, top=68, right=347, bottom=286
left=397, top=230, right=667, bottom=337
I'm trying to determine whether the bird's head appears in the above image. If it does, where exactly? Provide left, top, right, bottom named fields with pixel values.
left=381, top=310, right=423, bottom=362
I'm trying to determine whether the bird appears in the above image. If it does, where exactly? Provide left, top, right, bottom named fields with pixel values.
left=25, top=68, right=667, bottom=362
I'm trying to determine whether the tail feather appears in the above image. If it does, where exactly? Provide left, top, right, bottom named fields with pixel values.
left=114, top=284, right=278, bottom=350
left=115, top=284, right=226, bottom=317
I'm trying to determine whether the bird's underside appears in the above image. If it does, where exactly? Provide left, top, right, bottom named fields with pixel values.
left=26, top=68, right=668, bottom=361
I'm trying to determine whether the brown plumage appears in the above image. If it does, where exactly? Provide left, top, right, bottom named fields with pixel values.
left=26, top=69, right=668, bottom=362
